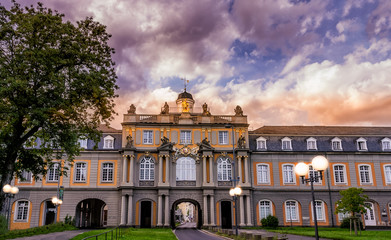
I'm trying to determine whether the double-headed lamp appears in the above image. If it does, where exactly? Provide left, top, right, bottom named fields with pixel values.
left=2, top=184, right=19, bottom=195
left=52, top=197, right=59, bottom=204
left=229, top=186, right=242, bottom=196
left=295, top=162, right=309, bottom=176
left=312, top=156, right=329, bottom=171
left=229, top=188, right=235, bottom=197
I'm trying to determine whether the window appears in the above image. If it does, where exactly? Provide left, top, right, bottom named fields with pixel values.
left=256, top=137, right=267, bottom=150
left=307, top=137, right=317, bottom=150
left=384, top=165, right=391, bottom=184
left=75, top=162, right=87, bottom=182
left=140, top=156, right=155, bottom=181
left=180, top=130, right=192, bottom=144
left=47, top=163, right=59, bottom=182
left=102, top=163, right=114, bottom=182
left=217, top=157, right=232, bottom=181
left=338, top=211, right=351, bottom=222
left=15, top=200, right=29, bottom=221
left=78, top=138, right=88, bottom=149
left=381, top=138, right=391, bottom=151
left=282, top=164, right=295, bottom=184
left=218, top=131, right=228, bottom=145
left=103, top=135, right=114, bottom=149
left=333, top=164, right=346, bottom=184
left=19, top=170, right=32, bottom=183
left=285, top=201, right=298, bottom=221
left=309, top=165, right=321, bottom=184
left=176, top=157, right=196, bottom=181
left=356, top=137, right=367, bottom=151
left=359, top=165, right=372, bottom=184
left=331, top=137, right=342, bottom=151
left=259, top=200, right=272, bottom=220
left=312, top=201, right=325, bottom=221
left=281, top=137, right=292, bottom=150
left=256, top=164, right=270, bottom=184
left=143, top=130, right=153, bottom=144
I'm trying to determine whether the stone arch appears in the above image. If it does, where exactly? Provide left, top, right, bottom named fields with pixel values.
left=171, top=198, right=202, bottom=229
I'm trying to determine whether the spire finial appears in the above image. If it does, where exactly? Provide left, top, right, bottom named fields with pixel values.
left=181, top=77, right=189, bottom=92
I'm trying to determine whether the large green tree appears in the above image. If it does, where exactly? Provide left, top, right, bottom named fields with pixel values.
left=0, top=1, right=118, bottom=209
left=335, top=187, right=369, bottom=235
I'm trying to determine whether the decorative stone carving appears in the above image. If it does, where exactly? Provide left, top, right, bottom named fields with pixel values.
left=234, top=105, right=243, bottom=116
left=128, top=104, right=136, bottom=114
left=176, top=181, right=196, bottom=186
left=202, top=102, right=211, bottom=116
left=218, top=181, right=233, bottom=186
left=161, top=102, right=169, bottom=114
left=125, top=135, right=133, bottom=148
left=238, top=135, right=246, bottom=149
left=139, top=181, right=155, bottom=186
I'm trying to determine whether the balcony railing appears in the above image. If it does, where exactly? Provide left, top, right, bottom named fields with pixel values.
left=123, top=114, right=247, bottom=124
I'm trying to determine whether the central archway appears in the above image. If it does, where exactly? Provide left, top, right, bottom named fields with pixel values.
left=171, top=198, right=202, bottom=229
left=75, top=198, right=107, bottom=228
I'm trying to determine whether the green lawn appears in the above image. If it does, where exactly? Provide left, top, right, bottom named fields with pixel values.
left=0, top=223, right=77, bottom=240
left=268, top=227, right=391, bottom=240
left=70, top=227, right=177, bottom=240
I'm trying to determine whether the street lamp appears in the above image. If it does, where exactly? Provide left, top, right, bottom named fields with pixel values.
left=2, top=184, right=19, bottom=229
left=294, top=156, right=329, bottom=240
left=225, top=124, right=241, bottom=235
left=51, top=196, right=63, bottom=223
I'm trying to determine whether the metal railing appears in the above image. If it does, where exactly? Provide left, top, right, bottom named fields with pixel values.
left=81, top=225, right=122, bottom=240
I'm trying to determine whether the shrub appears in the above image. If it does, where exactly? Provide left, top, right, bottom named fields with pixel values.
left=65, top=214, right=76, bottom=225
left=261, top=215, right=279, bottom=228
left=0, top=214, right=8, bottom=235
left=340, top=217, right=363, bottom=229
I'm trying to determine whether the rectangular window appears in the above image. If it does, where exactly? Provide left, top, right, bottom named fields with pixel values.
left=357, top=141, right=367, bottom=151
left=314, top=201, right=325, bottom=221
left=333, top=165, right=346, bottom=184
left=16, top=201, right=29, bottom=221
left=102, top=163, right=114, bottom=182
left=75, top=163, right=87, bottom=182
left=19, top=171, right=32, bottom=183
left=383, top=141, right=391, bottom=151
left=385, top=166, right=391, bottom=184
left=307, top=141, right=317, bottom=150
left=257, top=139, right=267, bottom=150
left=180, top=130, right=192, bottom=144
left=309, top=165, right=321, bottom=184
left=332, top=141, right=342, bottom=151
left=143, top=130, right=153, bottom=144
left=338, top=212, right=350, bottom=222
left=359, top=165, right=372, bottom=184
left=218, top=131, right=228, bottom=145
left=78, top=138, right=88, bottom=149
left=282, top=141, right=291, bottom=150
left=259, top=201, right=271, bottom=220
left=257, top=164, right=269, bottom=184
left=47, top=163, right=59, bottom=182
left=285, top=201, right=297, bottom=221
left=283, top=165, right=295, bottom=184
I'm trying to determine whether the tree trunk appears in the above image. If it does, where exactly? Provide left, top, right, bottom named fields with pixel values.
left=0, top=151, right=18, bottom=212
left=354, top=218, right=358, bottom=236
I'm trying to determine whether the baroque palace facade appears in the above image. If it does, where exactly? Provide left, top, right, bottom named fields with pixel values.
left=7, top=90, right=391, bottom=230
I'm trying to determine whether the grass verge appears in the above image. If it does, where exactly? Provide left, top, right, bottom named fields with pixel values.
left=70, top=227, right=177, bottom=240
left=0, top=222, right=77, bottom=240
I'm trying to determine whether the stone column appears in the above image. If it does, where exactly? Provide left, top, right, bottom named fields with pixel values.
left=127, top=195, right=133, bottom=226
left=239, top=195, right=245, bottom=226
left=121, top=195, right=126, bottom=225
left=122, top=156, right=128, bottom=183
left=244, top=156, right=249, bottom=185
left=165, top=155, right=169, bottom=185
left=209, top=156, right=214, bottom=184
left=157, top=195, right=163, bottom=226
left=164, top=195, right=170, bottom=226
left=210, top=195, right=215, bottom=226
left=203, top=195, right=208, bottom=226
left=238, top=156, right=242, bottom=183
left=246, top=195, right=252, bottom=226
left=202, top=156, right=207, bottom=185
left=129, top=155, right=134, bottom=185
left=158, top=155, right=163, bottom=185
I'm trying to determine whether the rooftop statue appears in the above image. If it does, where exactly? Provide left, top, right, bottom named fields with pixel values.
left=238, top=135, right=246, bottom=149
left=128, top=104, right=136, bottom=114
left=234, top=105, right=244, bottom=116
left=161, top=102, right=169, bottom=114
left=202, top=103, right=211, bottom=116
left=126, top=135, right=133, bottom=148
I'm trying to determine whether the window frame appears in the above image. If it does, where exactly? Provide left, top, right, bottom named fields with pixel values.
left=384, top=165, right=391, bottom=184
left=312, top=200, right=326, bottom=221
left=103, top=135, right=114, bottom=149
left=19, top=170, right=32, bottom=183
left=333, top=164, right=347, bottom=184
left=285, top=200, right=299, bottom=221
left=218, top=131, right=229, bottom=145
left=331, top=137, right=343, bottom=151
left=102, top=162, right=114, bottom=182
left=139, top=156, right=155, bottom=181
left=74, top=162, right=87, bottom=182
left=176, top=157, right=196, bottom=181
left=281, top=137, right=292, bottom=151
left=259, top=200, right=273, bottom=220
left=358, top=164, right=373, bottom=184
left=381, top=138, right=391, bottom=151
left=180, top=130, right=192, bottom=145
left=306, top=137, right=317, bottom=150
left=47, top=163, right=59, bottom=182
left=143, top=130, right=153, bottom=145
left=309, top=165, right=321, bottom=184
left=217, top=157, right=232, bottom=181
left=15, top=200, right=29, bottom=222
left=256, top=137, right=267, bottom=150
left=78, top=137, right=88, bottom=149
left=356, top=137, right=367, bottom=151
left=256, top=164, right=270, bottom=184
left=282, top=164, right=295, bottom=184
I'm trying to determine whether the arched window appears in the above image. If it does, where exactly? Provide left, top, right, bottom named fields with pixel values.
left=217, top=157, right=232, bottom=181
left=176, top=157, right=196, bottom=181
left=140, top=156, right=154, bottom=180
left=312, top=200, right=326, bottom=221
left=259, top=200, right=273, bottom=220
left=285, top=200, right=299, bottom=221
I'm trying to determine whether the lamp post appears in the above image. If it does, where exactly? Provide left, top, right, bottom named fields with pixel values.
left=51, top=196, right=63, bottom=223
left=225, top=124, right=241, bottom=235
left=2, top=184, right=19, bottom=229
left=294, top=156, right=329, bottom=240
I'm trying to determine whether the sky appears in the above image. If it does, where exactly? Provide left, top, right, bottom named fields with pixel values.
left=3, top=0, right=391, bottom=130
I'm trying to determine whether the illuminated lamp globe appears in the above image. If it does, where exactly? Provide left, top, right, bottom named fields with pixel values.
left=52, top=197, right=59, bottom=204
left=229, top=188, right=235, bottom=197
left=295, top=162, right=309, bottom=177
left=10, top=186, right=19, bottom=195
left=2, top=184, right=11, bottom=193
left=58, top=199, right=63, bottom=205
left=311, top=156, right=329, bottom=171
left=234, top=186, right=242, bottom=196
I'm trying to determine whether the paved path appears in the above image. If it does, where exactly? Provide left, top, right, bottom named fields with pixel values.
left=175, top=222, right=226, bottom=240
left=11, top=230, right=88, bottom=240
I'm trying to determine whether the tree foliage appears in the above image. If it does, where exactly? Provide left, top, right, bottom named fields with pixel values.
left=0, top=1, right=118, bottom=209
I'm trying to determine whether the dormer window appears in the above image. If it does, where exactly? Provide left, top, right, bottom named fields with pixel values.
left=103, top=135, right=114, bottom=149
left=381, top=138, right=391, bottom=151
left=78, top=137, right=88, bottom=149
left=356, top=137, right=367, bottom=151
left=281, top=137, right=292, bottom=151
left=331, top=137, right=343, bottom=151
left=256, top=137, right=267, bottom=150
left=307, top=137, right=317, bottom=150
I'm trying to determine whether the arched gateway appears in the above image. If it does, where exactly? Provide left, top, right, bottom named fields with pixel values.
left=171, top=199, right=202, bottom=229
left=75, top=198, right=107, bottom=228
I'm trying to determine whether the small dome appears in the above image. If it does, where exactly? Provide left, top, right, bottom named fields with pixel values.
left=177, top=90, right=193, bottom=100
